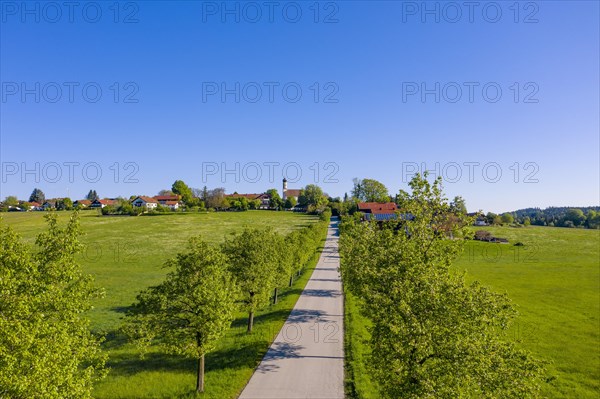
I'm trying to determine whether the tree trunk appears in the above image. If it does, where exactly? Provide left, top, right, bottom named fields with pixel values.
left=247, top=311, right=254, bottom=332
left=196, top=354, right=205, bottom=393
left=273, top=287, right=278, bottom=304
left=289, top=275, right=294, bottom=287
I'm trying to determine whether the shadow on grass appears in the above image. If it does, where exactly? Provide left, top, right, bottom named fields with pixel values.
left=101, top=330, right=129, bottom=351
left=230, top=309, right=292, bottom=330
left=106, top=341, right=267, bottom=378
left=111, top=305, right=133, bottom=314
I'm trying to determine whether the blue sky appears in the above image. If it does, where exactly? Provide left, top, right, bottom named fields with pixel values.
left=1, top=1, right=598, bottom=213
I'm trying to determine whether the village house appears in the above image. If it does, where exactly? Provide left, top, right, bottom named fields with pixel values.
left=154, top=195, right=181, bottom=210
left=90, top=199, right=118, bottom=209
left=42, top=200, right=57, bottom=210
left=73, top=199, right=91, bottom=209
left=28, top=201, right=42, bottom=211
left=468, top=212, right=487, bottom=226
left=131, top=196, right=159, bottom=210
left=358, top=202, right=400, bottom=221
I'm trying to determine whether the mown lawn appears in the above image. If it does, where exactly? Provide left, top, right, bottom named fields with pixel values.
left=1, top=210, right=323, bottom=398
left=344, top=225, right=600, bottom=399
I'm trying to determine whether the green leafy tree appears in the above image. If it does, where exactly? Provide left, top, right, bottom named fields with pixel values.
left=450, top=195, right=467, bottom=214
left=587, top=210, right=600, bottom=229
left=221, top=228, right=279, bottom=332
left=272, top=234, right=294, bottom=304
left=563, top=208, right=585, bottom=226
left=3, top=196, right=18, bottom=207
left=266, top=188, right=283, bottom=209
left=339, top=174, right=545, bottom=399
left=485, top=212, right=497, bottom=224
left=523, top=216, right=531, bottom=226
left=501, top=212, right=515, bottom=224
left=124, top=238, right=238, bottom=393
left=172, top=180, right=194, bottom=205
left=56, top=197, right=73, bottom=211
left=230, top=197, right=250, bottom=211
left=351, top=178, right=390, bottom=202
left=249, top=199, right=262, bottom=210
left=29, top=188, right=45, bottom=203
left=0, top=213, right=106, bottom=398
left=298, top=184, right=327, bottom=207
left=284, top=196, right=297, bottom=209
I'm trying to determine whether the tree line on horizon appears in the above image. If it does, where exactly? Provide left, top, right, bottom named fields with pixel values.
left=3, top=180, right=598, bottom=230
left=0, top=181, right=331, bottom=214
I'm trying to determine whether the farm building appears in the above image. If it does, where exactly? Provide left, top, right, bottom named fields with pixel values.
left=90, top=199, right=118, bottom=209
left=131, top=196, right=159, bottom=210
left=73, top=200, right=91, bottom=208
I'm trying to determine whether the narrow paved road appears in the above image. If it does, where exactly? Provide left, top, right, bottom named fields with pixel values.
left=239, top=218, right=344, bottom=399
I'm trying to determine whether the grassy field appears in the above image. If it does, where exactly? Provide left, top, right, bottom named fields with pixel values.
left=1, top=210, right=323, bottom=398
left=344, top=225, right=600, bottom=399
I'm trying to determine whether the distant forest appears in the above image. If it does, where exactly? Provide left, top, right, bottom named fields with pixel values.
left=499, top=206, right=600, bottom=229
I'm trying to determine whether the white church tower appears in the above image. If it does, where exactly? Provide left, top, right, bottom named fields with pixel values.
left=282, top=178, right=288, bottom=200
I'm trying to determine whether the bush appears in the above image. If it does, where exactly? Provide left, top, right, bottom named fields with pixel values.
left=474, top=230, right=493, bottom=241
left=320, top=208, right=332, bottom=221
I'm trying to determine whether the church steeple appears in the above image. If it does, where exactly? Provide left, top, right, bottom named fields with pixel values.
left=282, top=178, right=288, bottom=200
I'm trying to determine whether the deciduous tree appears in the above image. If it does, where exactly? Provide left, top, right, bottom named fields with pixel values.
left=0, top=213, right=106, bottom=398
left=501, top=212, right=515, bottom=224
left=266, top=188, right=283, bottom=209
left=172, top=180, right=194, bottom=205
left=221, top=228, right=279, bottom=332
left=298, top=184, right=327, bottom=207
left=351, top=178, right=390, bottom=203
left=124, top=238, right=238, bottom=393
left=3, top=196, right=18, bottom=207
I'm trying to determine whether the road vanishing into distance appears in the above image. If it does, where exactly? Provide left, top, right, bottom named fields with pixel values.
left=239, top=218, right=344, bottom=399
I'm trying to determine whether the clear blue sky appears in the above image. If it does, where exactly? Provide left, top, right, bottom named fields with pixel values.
left=1, top=1, right=598, bottom=213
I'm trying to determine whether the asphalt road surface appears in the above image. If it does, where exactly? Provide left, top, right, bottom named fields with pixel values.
left=238, top=218, right=344, bottom=399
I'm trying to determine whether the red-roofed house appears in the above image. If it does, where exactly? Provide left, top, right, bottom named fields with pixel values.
left=73, top=199, right=91, bottom=208
left=154, top=195, right=181, bottom=210
left=90, top=199, right=118, bottom=208
left=358, top=202, right=398, bottom=214
left=131, top=196, right=159, bottom=209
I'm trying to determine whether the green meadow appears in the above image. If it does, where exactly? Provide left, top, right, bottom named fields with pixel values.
left=345, top=225, right=600, bottom=399
left=1, top=211, right=322, bottom=398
